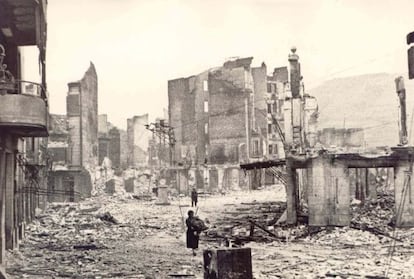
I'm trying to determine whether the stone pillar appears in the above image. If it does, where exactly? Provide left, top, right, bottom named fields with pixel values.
left=285, top=158, right=297, bottom=224
left=308, top=156, right=328, bottom=226
left=329, top=160, right=350, bottom=226
left=308, top=156, right=350, bottom=226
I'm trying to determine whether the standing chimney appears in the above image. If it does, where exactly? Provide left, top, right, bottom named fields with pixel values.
left=288, top=47, right=301, bottom=98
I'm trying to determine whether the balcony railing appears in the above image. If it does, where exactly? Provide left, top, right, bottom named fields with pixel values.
left=0, top=80, right=48, bottom=102
left=0, top=80, right=49, bottom=137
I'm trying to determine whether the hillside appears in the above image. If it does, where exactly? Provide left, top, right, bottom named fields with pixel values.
left=307, top=73, right=414, bottom=147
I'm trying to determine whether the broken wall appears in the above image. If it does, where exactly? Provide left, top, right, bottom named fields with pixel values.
left=80, top=62, right=98, bottom=171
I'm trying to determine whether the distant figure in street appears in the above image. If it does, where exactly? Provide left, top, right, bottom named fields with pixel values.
left=191, top=187, right=198, bottom=207
left=186, top=210, right=199, bottom=256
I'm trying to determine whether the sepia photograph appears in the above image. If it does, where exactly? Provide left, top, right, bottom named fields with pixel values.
left=0, top=0, right=414, bottom=278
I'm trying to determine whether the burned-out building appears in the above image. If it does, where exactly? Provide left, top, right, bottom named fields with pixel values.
left=98, top=114, right=121, bottom=168
left=47, top=63, right=98, bottom=202
left=66, top=62, right=98, bottom=171
left=169, top=51, right=319, bottom=194
left=0, top=0, right=48, bottom=273
left=168, top=57, right=301, bottom=193
left=127, top=114, right=151, bottom=168
left=241, top=47, right=414, bottom=229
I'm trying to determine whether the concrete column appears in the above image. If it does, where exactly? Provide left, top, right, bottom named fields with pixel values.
left=285, top=158, right=297, bottom=224
left=308, top=157, right=328, bottom=226
left=308, top=156, right=350, bottom=226
left=329, top=160, right=350, bottom=226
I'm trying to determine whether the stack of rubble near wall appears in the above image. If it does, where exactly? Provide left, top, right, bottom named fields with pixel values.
left=204, top=200, right=287, bottom=244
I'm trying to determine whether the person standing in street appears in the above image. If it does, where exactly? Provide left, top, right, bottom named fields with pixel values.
left=186, top=210, right=199, bottom=256
left=191, top=187, right=198, bottom=207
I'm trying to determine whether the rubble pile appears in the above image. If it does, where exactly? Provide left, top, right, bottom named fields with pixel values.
left=6, top=198, right=183, bottom=278
left=203, top=200, right=287, bottom=244
left=351, top=191, right=395, bottom=232
left=308, top=227, right=383, bottom=247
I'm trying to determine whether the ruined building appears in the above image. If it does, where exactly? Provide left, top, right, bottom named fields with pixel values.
left=241, top=47, right=414, bottom=229
left=47, top=63, right=98, bottom=202
left=0, top=0, right=48, bottom=274
left=98, top=114, right=121, bottom=169
left=167, top=55, right=313, bottom=193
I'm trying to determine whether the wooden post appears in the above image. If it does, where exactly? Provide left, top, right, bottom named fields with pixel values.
left=355, top=168, right=360, bottom=200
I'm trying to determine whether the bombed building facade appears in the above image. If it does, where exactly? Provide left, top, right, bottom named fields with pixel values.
left=168, top=54, right=319, bottom=193
left=47, top=63, right=99, bottom=202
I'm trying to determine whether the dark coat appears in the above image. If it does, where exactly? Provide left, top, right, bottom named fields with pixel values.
left=191, top=190, right=198, bottom=202
left=186, top=217, right=199, bottom=249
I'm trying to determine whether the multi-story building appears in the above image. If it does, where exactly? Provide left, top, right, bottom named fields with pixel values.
left=0, top=0, right=48, bottom=273
left=169, top=57, right=266, bottom=193
left=47, top=63, right=98, bottom=202
left=264, top=66, right=289, bottom=159
left=168, top=52, right=319, bottom=194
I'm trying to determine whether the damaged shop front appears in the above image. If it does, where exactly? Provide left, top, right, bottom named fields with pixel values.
left=241, top=147, right=414, bottom=228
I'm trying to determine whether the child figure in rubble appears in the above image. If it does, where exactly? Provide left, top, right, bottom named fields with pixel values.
left=185, top=210, right=199, bottom=256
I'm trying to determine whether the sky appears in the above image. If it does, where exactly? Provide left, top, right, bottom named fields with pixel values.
left=32, top=0, right=414, bottom=130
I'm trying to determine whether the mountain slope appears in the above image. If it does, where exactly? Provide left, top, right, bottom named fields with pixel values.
left=307, top=73, right=414, bottom=147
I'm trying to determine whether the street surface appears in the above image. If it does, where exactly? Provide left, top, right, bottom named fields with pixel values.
left=5, top=185, right=414, bottom=279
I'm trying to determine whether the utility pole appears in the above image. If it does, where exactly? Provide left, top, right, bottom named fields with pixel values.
left=145, top=119, right=176, bottom=168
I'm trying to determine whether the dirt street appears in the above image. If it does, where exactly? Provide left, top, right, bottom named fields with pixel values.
left=5, top=185, right=414, bottom=278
